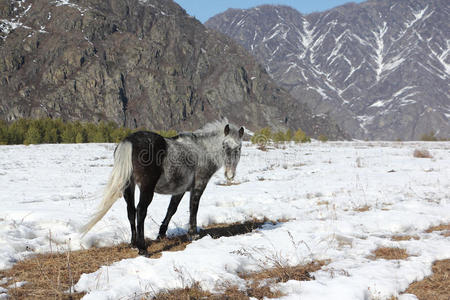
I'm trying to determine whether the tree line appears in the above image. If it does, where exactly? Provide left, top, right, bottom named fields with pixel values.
left=0, top=118, right=177, bottom=145
left=250, top=127, right=316, bottom=144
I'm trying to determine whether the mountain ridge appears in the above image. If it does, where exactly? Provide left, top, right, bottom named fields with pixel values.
left=0, top=0, right=347, bottom=139
left=205, top=0, right=450, bottom=140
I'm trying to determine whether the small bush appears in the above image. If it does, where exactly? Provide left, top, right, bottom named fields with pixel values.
left=251, top=127, right=272, bottom=145
left=318, top=134, right=328, bottom=142
left=294, top=129, right=311, bottom=143
left=420, top=131, right=438, bottom=141
left=413, top=149, right=432, bottom=158
left=251, top=127, right=311, bottom=146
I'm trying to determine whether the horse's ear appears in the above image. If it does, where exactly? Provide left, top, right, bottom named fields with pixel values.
left=224, top=124, right=230, bottom=136
left=239, top=127, right=244, bottom=138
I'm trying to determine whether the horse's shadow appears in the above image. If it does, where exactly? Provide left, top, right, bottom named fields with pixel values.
left=144, top=220, right=280, bottom=257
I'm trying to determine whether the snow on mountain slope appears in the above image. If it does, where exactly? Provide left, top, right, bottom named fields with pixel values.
left=205, top=0, right=450, bottom=140
left=0, top=141, right=449, bottom=299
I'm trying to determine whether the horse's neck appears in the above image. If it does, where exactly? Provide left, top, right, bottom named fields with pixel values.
left=196, top=133, right=224, bottom=169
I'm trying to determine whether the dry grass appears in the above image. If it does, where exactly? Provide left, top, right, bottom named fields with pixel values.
left=257, top=144, right=268, bottom=151
left=240, top=260, right=327, bottom=283
left=216, top=180, right=244, bottom=186
left=403, top=259, right=450, bottom=300
left=372, top=247, right=409, bottom=260
left=0, top=219, right=281, bottom=299
left=391, top=235, right=420, bottom=241
left=152, top=260, right=327, bottom=300
left=413, top=149, right=433, bottom=158
left=353, top=204, right=371, bottom=212
left=317, top=200, right=330, bottom=206
left=0, top=244, right=137, bottom=299
left=426, top=224, right=450, bottom=237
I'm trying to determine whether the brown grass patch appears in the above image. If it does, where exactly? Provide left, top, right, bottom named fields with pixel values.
left=0, top=219, right=281, bottom=299
left=372, top=247, right=409, bottom=260
left=240, top=260, right=327, bottom=283
left=317, top=200, right=330, bottom=206
left=425, top=224, right=450, bottom=237
left=0, top=244, right=137, bottom=299
left=404, top=259, right=450, bottom=300
left=152, top=281, right=277, bottom=300
left=391, top=235, right=420, bottom=241
left=353, top=205, right=371, bottom=212
left=152, top=260, right=327, bottom=300
left=413, top=149, right=433, bottom=158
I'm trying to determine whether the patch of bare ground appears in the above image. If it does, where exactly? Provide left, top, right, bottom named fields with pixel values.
left=404, top=259, right=450, bottom=300
left=426, top=224, right=450, bottom=237
left=0, top=219, right=281, bottom=299
left=152, top=260, right=328, bottom=300
left=371, top=247, right=409, bottom=260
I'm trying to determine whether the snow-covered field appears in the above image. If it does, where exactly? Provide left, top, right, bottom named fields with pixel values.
left=0, top=141, right=449, bottom=299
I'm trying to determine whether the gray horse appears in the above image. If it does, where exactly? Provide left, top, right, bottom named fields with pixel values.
left=81, top=121, right=244, bottom=255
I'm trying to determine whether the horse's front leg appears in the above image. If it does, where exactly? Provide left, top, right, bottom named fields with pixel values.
left=158, top=193, right=185, bottom=239
left=188, top=185, right=206, bottom=239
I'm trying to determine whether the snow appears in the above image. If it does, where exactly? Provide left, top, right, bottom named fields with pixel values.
left=0, top=141, right=449, bottom=299
left=369, top=100, right=386, bottom=108
left=53, top=0, right=87, bottom=13
left=284, top=62, right=298, bottom=75
left=406, top=6, right=428, bottom=29
left=371, top=22, right=388, bottom=81
left=301, top=18, right=314, bottom=49
left=308, top=86, right=328, bottom=99
left=393, top=86, right=417, bottom=98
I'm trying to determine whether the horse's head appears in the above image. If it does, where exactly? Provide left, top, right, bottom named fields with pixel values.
left=222, top=124, right=244, bottom=180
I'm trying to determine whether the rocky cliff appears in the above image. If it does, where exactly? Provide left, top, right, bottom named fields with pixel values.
left=206, top=0, right=450, bottom=140
left=0, top=0, right=346, bottom=139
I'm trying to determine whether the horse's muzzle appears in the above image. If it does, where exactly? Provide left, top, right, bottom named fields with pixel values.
left=225, top=167, right=235, bottom=181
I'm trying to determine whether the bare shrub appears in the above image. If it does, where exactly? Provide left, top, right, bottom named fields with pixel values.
left=413, top=149, right=432, bottom=158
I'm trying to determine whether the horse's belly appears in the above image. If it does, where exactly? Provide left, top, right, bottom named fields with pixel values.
left=154, top=173, right=193, bottom=195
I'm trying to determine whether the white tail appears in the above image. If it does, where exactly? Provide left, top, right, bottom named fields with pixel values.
left=80, top=141, right=133, bottom=236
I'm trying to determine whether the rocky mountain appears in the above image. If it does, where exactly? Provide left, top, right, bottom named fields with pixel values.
left=205, top=0, right=450, bottom=140
left=0, top=0, right=346, bottom=139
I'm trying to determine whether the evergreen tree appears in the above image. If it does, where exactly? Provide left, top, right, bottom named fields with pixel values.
left=293, top=129, right=310, bottom=143
left=61, top=124, right=76, bottom=143
left=24, top=125, right=42, bottom=145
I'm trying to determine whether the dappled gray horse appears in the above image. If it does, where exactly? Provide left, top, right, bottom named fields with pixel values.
left=81, top=122, right=244, bottom=255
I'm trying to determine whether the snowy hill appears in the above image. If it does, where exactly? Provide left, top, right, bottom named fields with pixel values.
left=205, top=0, right=450, bottom=140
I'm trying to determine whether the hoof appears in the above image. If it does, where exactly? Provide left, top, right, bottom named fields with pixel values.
left=156, top=234, right=166, bottom=241
left=187, top=233, right=200, bottom=241
left=138, top=248, right=149, bottom=256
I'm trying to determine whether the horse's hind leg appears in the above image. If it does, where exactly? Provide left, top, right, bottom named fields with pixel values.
left=157, top=193, right=185, bottom=240
left=123, top=180, right=136, bottom=247
left=136, top=184, right=156, bottom=255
